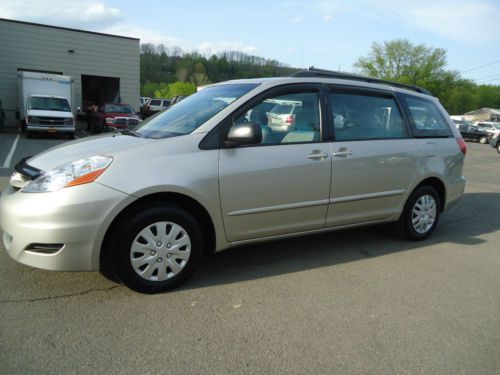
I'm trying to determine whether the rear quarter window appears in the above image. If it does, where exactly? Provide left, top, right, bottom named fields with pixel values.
left=402, top=95, right=452, bottom=138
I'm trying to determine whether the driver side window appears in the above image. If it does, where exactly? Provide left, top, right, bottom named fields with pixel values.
left=233, top=92, right=320, bottom=145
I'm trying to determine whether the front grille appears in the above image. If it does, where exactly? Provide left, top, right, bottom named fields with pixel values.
left=38, top=117, right=66, bottom=126
left=115, top=117, right=128, bottom=126
left=115, top=117, right=139, bottom=128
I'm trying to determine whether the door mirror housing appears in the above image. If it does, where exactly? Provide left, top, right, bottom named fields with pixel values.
left=225, top=123, right=262, bottom=148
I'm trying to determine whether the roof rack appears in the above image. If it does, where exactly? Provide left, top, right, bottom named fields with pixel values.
left=291, top=67, right=432, bottom=96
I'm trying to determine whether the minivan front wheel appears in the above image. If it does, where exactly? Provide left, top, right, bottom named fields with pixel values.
left=112, top=204, right=204, bottom=293
left=398, top=186, right=441, bottom=240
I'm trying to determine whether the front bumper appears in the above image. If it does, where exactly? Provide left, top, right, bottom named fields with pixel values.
left=0, top=182, right=133, bottom=271
left=26, top=125, right=75, bottom=133
left=489, top=137, right=499, bottom=148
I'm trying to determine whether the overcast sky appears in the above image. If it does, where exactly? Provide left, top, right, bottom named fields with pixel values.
left=1, top=0, right=499, bottom=84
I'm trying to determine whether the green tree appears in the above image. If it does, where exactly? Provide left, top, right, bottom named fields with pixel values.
left=354, top=39, right=447, bottom=83
left=168, top=81, right=197, bottom=97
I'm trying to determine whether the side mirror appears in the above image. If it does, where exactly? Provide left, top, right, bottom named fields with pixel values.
left=77, top=106, right=81, bottom=112
left=225, top=123, right=262, bottom=148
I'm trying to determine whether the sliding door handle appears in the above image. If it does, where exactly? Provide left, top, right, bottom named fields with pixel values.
left=332, top=149, right=352, bottom=157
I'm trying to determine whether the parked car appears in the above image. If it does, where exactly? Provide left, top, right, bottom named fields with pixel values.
left=451, top=117, right=473, bottom=129
left=170, top=95, right=188, bottom=105
left=0, top=69, right=466, bottom=293
left=476, top=121, right=500, bottom=138
left=141, top=98, right=171, bottom=119
left=140, top=97, right=151, bottom=106
left=458, top=124, right=490, bottom=144
left=267, top=100, right=302, bottom=132
left=489, top=133, right=500, bottom=153
left=92, top=103, right=140, bottom=133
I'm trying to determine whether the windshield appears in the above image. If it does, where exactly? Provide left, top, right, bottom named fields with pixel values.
left=135, top=83, right=258, bottom=139
left=105, top=104, right=135, bottom=114
left=28, top=97, right=71, bottom=112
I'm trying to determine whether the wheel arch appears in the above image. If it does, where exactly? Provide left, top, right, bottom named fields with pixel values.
left=99, top=192, right=216, bottom=281
left=411, top=177, right=446, bottom=212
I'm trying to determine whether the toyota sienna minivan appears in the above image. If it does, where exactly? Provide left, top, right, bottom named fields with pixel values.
left=0, top=69, right=466, bottom=293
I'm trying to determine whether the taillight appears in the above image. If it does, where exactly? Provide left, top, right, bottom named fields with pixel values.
left=285, top=115, right=294, bottom=124
left=457, top=137, right=467, bottom=155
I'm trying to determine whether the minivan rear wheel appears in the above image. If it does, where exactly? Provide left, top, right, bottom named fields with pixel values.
left=111, top=204, right=204, bottom=293
left=398, top=186, right=441, bottom=241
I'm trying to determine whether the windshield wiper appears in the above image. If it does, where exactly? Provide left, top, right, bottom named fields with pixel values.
left=120, top=129, right=143, bottom=137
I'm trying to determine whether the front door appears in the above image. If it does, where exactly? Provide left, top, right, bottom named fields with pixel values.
left=219, top=87, right=332, bottom=242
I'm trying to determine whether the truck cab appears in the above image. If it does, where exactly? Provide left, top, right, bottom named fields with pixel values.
left=18, top=71, right=76, bottom=138
left=24, top=95, right=75, bottom=138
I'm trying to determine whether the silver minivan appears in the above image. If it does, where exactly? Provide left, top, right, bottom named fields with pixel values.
left=0, top=69, right=466, bottom=293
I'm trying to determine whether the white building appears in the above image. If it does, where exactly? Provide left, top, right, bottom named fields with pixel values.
left=0, top=18, right=140, bottom=129
left=463, top=108, right=500, bottom=122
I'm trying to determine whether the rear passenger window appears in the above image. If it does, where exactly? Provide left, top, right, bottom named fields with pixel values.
left=328, top=92, right=405, bottom=141
left=402, top=96, right=452, bottom=137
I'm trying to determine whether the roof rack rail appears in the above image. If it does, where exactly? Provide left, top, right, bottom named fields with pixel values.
left=291, top=67, right=432, bottom=95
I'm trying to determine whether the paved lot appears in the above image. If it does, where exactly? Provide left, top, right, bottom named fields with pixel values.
left=0, top=138, right=499, bottom=374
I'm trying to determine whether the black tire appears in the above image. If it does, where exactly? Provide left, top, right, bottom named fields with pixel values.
left=479, top=136, right=488, bottom=144
left=497, top=143, right=500, bottom=154
left=26, top=131, right=32, bottom=139
left=398, top=186, right=441, bottom=241
left=110, top=204, right=204, bottom=293
left=68, top=132, right=75, bottom=140
left=20, top=119, right=27, bottom=133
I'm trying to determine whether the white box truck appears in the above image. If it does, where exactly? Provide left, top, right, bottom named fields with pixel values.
left=18, top=71, right=76, bottom=138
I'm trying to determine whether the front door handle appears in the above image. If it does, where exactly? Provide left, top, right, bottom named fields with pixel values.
left=332, top=149, right=352, bottom=157
left=306, top=150, right=329, bottom=160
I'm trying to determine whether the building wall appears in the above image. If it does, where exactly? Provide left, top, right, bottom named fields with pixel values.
left=0, top=19, right=140, bottom=129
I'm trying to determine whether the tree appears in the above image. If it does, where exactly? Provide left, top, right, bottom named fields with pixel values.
left=354, top=39, right=447, bottom=83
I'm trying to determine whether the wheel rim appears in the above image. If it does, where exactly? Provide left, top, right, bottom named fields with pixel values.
left=130, top=221, right=191, bottom=282
left=411, top=195, right=437, bottom=234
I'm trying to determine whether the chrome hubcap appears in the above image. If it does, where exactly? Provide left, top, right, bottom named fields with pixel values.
left=130, top=221, right=191, bottom=281
left=411, top=195, right=437, bottom=234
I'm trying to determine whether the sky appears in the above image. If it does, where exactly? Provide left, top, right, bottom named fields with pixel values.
left=1, top=0, right=500, bottom=84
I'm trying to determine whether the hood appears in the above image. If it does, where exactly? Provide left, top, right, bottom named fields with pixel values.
left=27, top=133, right=155, bottom=172
left=27, top=109, right=73, bottom=117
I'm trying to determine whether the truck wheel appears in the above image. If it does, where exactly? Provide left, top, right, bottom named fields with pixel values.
left=21, top=120, right=27, bottom=133
left=497, top=143, right=500, bottom=154
left=479, top=136, right=488, bottom=144
left=398, top=186, right=441, bottom=241
left=26, top=131, right=32, bottom=139
left=68, top=132, right=75, bottom=140
left=110, top=204, right=204, bottom=293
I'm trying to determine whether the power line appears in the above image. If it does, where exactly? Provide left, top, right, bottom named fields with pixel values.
left=477, top=77, right=500, bottom=84
left=461, top=59, right=500, bottom=74
left=475, top=73, right=500, bottom=82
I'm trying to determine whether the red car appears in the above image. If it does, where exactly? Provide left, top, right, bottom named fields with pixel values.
left=92, top=103, right=141, bottom=133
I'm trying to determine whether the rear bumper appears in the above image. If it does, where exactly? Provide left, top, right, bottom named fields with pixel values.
left=445, top=175, right=466, bottom=210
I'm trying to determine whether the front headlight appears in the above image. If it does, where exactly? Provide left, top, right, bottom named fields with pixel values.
left=22, top=156, right=113, bottom=193
left=64, top=117, right=74, bottom=125
left=105, top=118, right=115, bottom=124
